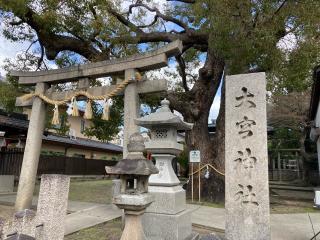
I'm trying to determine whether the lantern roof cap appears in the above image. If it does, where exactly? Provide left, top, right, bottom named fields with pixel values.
left=135, top=99, right=193, bottom=130
left=105, top=158, right=158, bottom=176
left=105, top=132, right=158, bottom=176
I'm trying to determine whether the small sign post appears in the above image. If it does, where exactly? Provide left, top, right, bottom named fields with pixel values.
left=189, top=150, right=201, bottom=202
left=189, top=150, right=201, bottom=163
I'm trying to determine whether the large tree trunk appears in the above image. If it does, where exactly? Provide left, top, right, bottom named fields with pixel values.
left=168, top=54, right=225, bottom=202
left=300, top=129, right=319, bottom=185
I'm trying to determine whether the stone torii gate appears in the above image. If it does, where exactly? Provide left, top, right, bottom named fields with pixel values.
left=12, top=40, right=183, bottom=211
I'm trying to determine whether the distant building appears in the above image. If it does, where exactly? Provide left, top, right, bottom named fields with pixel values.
left=0, top=110, right=122, bottom=160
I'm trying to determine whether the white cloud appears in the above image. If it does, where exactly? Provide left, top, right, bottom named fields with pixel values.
left=0, top=33, right=30, bottom=76
left=277, top=32, right=297, bottom=52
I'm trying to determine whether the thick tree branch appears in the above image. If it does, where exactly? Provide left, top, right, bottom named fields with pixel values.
left=274, top=0, right=288, bottom=16
left=8, top=3, right=208, bottom=62
left=9, top=5, right=102, bottom=60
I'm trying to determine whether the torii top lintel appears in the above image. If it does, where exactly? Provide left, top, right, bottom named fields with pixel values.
left=10, top=41, right=183, bottom=85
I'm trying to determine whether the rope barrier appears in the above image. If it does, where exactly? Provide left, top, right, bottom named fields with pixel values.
left=189, top=163, right=225, bottom=176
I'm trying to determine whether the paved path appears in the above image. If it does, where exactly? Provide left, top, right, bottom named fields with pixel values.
left=65, top=205, right=122, bottom=235
left=0, top=193, right=122, bottom=235
left=2, top=194, right=320, bottom=239
left=189, top=204, right=320, bottom=240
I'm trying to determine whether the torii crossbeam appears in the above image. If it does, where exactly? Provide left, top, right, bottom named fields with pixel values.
left=11, top=40, right=183, bottom=211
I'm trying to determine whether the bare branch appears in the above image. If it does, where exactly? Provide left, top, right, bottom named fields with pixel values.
left=25, top=39, right=38, bottom=53
left=274, top=0, right=288, bottom=16
left=37, top=42, right=45, bottom=70
left=107, top=6, right=144, bottom=34
left=9, top=20, right=23, bottom=26
left=175, top=55, right=189, bottom=91
left=128, top=3, right=189, bottom=31
left=137, top=15, right=159, bottom=28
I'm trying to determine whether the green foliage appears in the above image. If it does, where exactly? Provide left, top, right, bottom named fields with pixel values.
left=83, top=96, right=123, bottom=142
left=0, top=76, right=23, bottom=112
left=193, top=0, right=320, bottom=91
left=269, top=127, right=301, bottom=150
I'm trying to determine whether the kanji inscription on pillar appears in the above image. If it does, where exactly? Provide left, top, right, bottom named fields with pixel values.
left=225, top=73, right=270, bottom=240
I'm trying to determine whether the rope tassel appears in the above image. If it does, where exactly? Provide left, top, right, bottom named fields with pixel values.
left=102, top=99, right=111, bottom=121
left=51, top=104, right=60, bottom=125
left=71, top=97, right=79, bottom=117
left=84, top=100, right=93, bottom=119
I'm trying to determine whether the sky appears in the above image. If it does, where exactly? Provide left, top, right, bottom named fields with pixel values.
left=0, top=33, right=30, bottom=77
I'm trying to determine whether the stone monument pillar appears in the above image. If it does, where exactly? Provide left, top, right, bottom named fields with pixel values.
left=135, top=99, right=197, bottom=240
left=1, top=175, right=70, bottom=240
left=106, top=133, right=158, bottom=240
left=225, top=73, right=270, bottom=240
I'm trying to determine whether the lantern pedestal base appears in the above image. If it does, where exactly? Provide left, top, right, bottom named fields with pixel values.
left=147, top=185, right=186, bottom=214
left=149, top=154, right=180, bottom=186
left=142, top=208, right=196, bottom=240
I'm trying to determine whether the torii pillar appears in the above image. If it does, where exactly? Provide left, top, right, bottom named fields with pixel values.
left=123, top=69, right=139, bottom=158
left=15, top=83, right=48, bottom=211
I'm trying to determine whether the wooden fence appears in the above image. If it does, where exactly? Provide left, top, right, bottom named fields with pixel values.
left=0, top=148, right=117, bottom=177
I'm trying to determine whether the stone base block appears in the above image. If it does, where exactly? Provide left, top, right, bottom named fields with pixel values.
left=147, top=185, right=186, bottom=214
left=142, top=208, right=193, bottom=240
left=0, top=175, right=14, bottom=192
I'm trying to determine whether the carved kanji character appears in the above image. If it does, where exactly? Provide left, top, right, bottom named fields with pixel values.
left=235, top=184, right=259, bottom=206
left=234, top=148, right=257, bottom=169
left=236, top=116, right=256, bottom=138
left=235, top=87, right=256, bottom=108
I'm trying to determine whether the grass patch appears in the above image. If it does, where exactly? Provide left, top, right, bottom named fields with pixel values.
left=65, top=218, right=122, bottom=240
left=67, top=180, right=113, bottom=204
left=28, top=179, right=320, bottom=215
left=33, top=179, right=114, bottom=204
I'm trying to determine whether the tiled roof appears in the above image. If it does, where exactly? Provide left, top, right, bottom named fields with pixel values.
left=43, top=134, right=123, bottom=153
left=0, top=114, right=29, bottom=130
left=0, top=111, right=123, bottom=153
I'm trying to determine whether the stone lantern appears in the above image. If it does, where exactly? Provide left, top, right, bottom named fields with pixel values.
left=135, top=99, right=197, bottom=240
left=105, top=133, right=158, bottom=240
